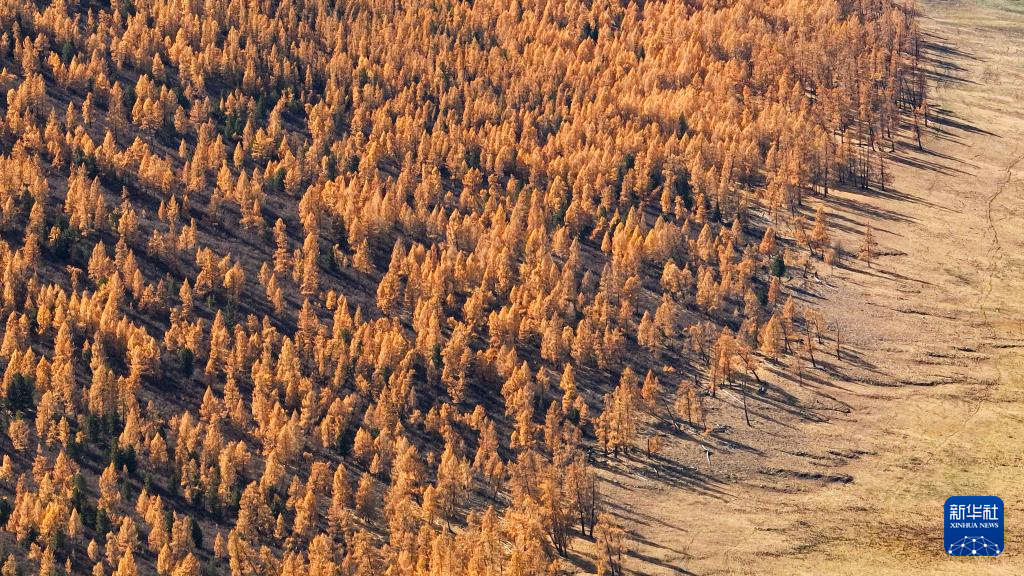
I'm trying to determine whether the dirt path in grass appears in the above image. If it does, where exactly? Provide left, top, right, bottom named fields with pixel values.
left=584, top=1, right=1024, bottom=574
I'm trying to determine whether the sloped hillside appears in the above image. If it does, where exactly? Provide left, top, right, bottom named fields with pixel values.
left=0, top=0, right=923, bottom=574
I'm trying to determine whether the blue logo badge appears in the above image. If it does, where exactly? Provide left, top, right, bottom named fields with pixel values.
left=945, top=496, right=1003, bottom=556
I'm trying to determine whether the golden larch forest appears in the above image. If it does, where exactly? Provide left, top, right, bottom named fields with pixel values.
left=2, top=0, right=981, bottom=574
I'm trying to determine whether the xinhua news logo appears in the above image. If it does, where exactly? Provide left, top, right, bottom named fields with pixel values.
left=945, top=496, right=1004, bottom=557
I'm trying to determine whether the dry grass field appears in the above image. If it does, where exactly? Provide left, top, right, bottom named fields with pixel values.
left=589, top=1, right=1024, bottom=573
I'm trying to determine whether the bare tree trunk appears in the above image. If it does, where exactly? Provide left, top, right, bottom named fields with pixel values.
left=742, top=384, right=751, bottom=427
left=747, top=364, right=761, bottom=384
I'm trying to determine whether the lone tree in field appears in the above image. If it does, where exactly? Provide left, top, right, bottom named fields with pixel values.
left=859, top=225, right=879, bottom=267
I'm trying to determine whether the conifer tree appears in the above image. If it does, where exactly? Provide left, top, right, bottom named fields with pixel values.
left=759, top=314, right=784, bottom=361
left=434, top=441, right=471, bottom=530
left=300, top=233, right=319, bottom=296
left=859, top=225, right=878, bottom=267
left=594, top=513, right=626, bottom=576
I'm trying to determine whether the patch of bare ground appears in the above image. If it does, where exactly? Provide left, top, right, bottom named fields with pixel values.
left=574, top=1, right=1024, bottom=573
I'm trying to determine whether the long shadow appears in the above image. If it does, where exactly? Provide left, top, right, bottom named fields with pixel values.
left=929, top=106, right=1000, bottom=138
left=909, top=136, right=982, bottom=171
left=562, top=550, right=598, bottom=575
left=717, top=379, right=829, bottom=427
left=603, top=488, right=709, bottom=537
left=888, top=152, right=970, bottom=177
left=627, top=548, right=695, bottom=576
left=598, top=501, right=698, bottom=574
left=921, top=31, right=982, bottom=63
left=808, top=205, right=882, bottom=237
left=919, top=42, right=979, bottom=78
left=702, top=424, right=767, bottom=456
left=918, top=31, right=981, bottom=87
left=920, top=64, right=977, bottom=87
left=648, top=416, right=768, bottom=460
left=827, top=249, right=937, bottom=288
left=823, top=172, right=952, bottom=211
left=861, top=260, right=940, bottom=286
left=592, top=445, right=734, bottom=500
left=824, top=192, right=918, bottom=224
left=915, top=32, right=1000, bottom=144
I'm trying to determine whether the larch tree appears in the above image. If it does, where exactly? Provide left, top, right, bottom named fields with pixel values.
left=503, top=495, right=552, bottom=576
left=640, top=370, right=662, bottom=415
left=566, top=453, right=600, bottom=537
left=594, top=512, right=626, bottom=576
left=300, top=233, right=320, bottom=296
left=355, top=472, right=377, bottom=519
left=598, top=368, right=640, bottom=457
left=859, top=225, right=878, bottom=267
left=810, top=205, right=830, bottom=257
left=759, top=314, right=784, bottom=361
left=540, top=462, right=573, bottom=557
left=473, top=416, right=506, bottom=499
left=433, top=440, right=471, bottom=530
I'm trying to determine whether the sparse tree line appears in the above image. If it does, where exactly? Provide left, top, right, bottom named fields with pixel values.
left=0, top=0, right=920, bottom=574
